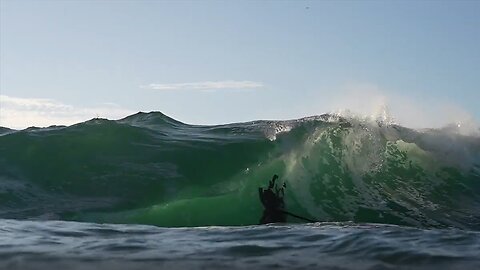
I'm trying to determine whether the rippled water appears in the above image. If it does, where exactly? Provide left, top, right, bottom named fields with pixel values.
left=1, top=219, right=479, bottom=270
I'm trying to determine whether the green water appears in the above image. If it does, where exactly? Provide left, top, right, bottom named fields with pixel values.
left=0, top=112, right=479, bottom=229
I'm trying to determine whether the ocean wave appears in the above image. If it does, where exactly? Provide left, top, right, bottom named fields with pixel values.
left=0, top=112, right=479, bottom=229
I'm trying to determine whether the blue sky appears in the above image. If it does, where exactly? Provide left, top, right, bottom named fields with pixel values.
left=1, top=0, right=479, bottom=129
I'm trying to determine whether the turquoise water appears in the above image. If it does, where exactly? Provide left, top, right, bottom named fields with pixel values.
left=0, top=112, right=479, bottom=269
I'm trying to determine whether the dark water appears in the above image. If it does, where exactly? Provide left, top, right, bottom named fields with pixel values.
left=1, top=219, right=479, bottom=270
left=0, top=112, right=479, bottom=269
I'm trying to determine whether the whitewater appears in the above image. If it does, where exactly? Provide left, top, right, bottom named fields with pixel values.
left=0, top=111, right=479, bottom=269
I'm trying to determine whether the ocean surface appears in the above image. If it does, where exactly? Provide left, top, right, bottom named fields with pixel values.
left=0, top=112, right=479, bottom=269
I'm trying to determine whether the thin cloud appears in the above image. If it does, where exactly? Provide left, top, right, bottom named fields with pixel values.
left=0, top=95, right=134, bottom=129
left=1, top=95, right=73, bottom=111
left=142, top=80, right=264, bottom=91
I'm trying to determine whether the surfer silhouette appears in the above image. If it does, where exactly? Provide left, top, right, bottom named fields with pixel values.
left=258, top=174, right=287, bottom=224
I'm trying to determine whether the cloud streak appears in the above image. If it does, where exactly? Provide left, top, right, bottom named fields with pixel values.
left=0, top=95, right=134, bottom=129
left=142, top=80, right=264, bottom=91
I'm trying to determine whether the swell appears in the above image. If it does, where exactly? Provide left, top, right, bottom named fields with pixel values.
left=0, top=112, right=479, bottom=229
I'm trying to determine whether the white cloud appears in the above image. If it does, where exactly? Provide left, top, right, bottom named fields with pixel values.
left=1, top=95, right=73, bottom=111
left=0, top=95, right=134, bottom=129
left=141, top=80, right=264, bottom=91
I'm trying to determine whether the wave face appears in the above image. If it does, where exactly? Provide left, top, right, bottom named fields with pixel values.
left=0, top=112, right=479, bottom=229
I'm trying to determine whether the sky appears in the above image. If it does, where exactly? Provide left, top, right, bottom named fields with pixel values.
left=1, top=0, right=479, bottom=129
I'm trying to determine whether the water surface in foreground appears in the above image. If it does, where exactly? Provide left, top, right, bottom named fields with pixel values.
left=1, top=219, right=479, bottom=270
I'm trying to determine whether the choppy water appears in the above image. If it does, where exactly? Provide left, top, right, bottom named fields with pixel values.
left=1, top=219, right=479, bottom=270
left=0, top=112, right=479, bottom=269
